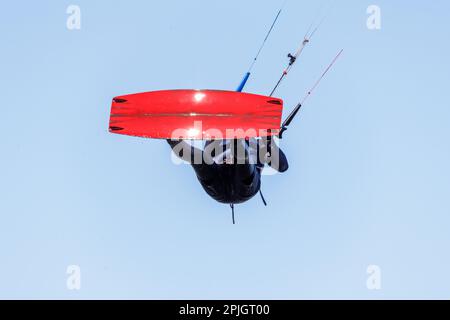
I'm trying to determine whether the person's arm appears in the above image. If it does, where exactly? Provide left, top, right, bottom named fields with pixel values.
left=258, top=138, right=289, bottom=173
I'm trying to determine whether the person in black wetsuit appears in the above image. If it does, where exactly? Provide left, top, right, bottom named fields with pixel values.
left=167, top=138, right=288, bottom=205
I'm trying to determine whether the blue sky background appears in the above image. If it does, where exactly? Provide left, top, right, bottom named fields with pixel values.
left=1, top=0, right=450, bottom=299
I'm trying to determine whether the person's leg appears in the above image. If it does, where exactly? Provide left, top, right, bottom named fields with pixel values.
left=166, top=139, right=202, bottom=164
left=166, top=139, right=217, bottom=181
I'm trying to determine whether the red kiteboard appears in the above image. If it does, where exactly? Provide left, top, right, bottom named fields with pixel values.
left=108, top=90, right=283, bottom=140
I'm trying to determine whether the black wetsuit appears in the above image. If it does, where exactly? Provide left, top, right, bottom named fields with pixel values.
left=167, top=139, right=288, bottom=205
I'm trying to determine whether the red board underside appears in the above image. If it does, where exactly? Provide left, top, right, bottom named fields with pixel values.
left=109, top=90, right=283, bottom=140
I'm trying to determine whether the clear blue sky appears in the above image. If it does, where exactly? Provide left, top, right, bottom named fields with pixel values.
left=1, top=0, right=450, bottom=299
